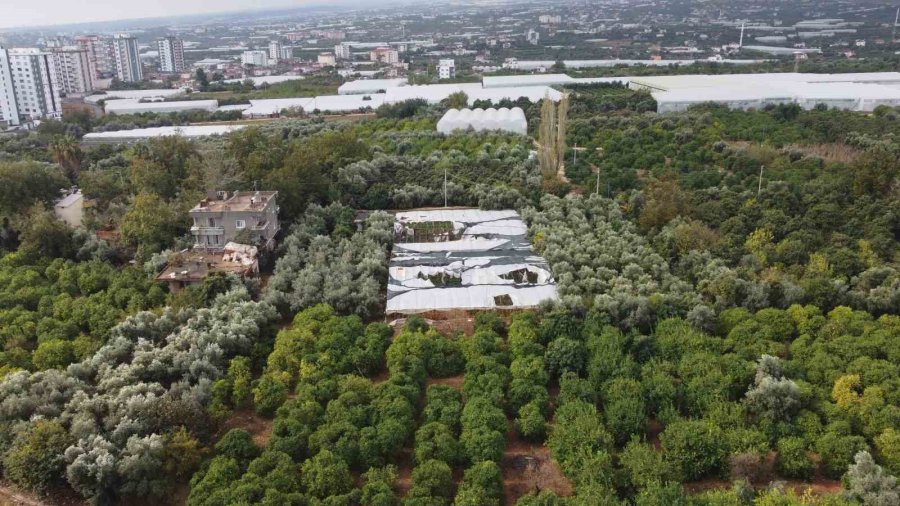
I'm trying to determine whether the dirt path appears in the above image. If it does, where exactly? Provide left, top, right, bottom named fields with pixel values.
left=0, top=487, right=46, bottom=506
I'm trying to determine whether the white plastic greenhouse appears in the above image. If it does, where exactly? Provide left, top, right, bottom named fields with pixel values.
left=436, top=107, right=527, bottom=135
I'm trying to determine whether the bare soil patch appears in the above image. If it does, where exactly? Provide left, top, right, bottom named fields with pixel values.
left=502, top=422, right=572, bottom=505
left=426, top=374, right=464, bottom=391
left=216, top=406, right=275, bottom=447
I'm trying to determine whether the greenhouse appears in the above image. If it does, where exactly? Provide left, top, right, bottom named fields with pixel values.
left=385, top=209, right=558, bottom=314
left=436, top=107, right=528, bottom=135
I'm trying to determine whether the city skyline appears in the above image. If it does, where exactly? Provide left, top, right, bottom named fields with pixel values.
left=0, top=0, right=374, bottom=30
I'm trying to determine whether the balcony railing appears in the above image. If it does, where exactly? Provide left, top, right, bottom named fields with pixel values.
left=190, top=225, right=224, bottom=235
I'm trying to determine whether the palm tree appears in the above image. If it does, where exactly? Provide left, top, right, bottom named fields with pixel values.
left=49, top=135, right=82, bottom=182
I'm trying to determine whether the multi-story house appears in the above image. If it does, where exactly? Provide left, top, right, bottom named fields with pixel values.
left=189, top=191, right=280, bottom=250
left=438, top=59, right=455, bottom=79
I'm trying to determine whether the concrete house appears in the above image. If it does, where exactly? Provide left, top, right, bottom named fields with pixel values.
left=189, top=190, right=279, bottom=250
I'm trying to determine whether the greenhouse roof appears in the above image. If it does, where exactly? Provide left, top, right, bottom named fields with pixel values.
left=222, top=75, right=305, bottom=86
left=84, top=88, right=186, bottom=104
left=338, top=78, right=407, bottom=95
left=385, top=209, right=558, bottom=314
left=482, top=74, right=574, bottom=88
left=82, top=125, right=246, bottom=143
left=104, top=99, right=219, bottom=114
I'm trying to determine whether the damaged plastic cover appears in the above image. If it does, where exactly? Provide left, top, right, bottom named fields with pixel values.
left=386, top=209, right=559, bottom=313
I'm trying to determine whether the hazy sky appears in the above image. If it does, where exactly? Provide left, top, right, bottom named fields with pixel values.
left=1, top=0, right=341, bottom=29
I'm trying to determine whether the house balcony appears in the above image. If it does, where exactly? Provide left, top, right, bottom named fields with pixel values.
left=190, top=226, right=224, bottom=235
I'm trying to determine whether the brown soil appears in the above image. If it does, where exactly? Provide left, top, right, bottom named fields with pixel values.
left=215, top=406, right=275, bottom=447
left=394, top=446, right=414, bottom=497
left=502, top=422, right=572, bottom=505
left=646, top=418, right=663, bottom=450
left=426, top=374, right=464, bottom=390
left=0, top=481, right=85, bottom=506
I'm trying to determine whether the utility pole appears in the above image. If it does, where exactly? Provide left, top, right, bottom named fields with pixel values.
left=595, top=168, right=600, bottom=195
left=573, top=142, right=577, bottom=165
left=758, top=165, right=764, bottom=195
left=893, top=7, right=899, bottom=43
left=443, top=167, right=448, bottom=207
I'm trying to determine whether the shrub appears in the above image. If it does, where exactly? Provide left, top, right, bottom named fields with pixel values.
left=660, top=419, right=727, bottom=481
left=215, top=429, right=260, bottom=466
left=3, top=420, right=73, bottom=493
left=775, top=437, right=815, bottom=480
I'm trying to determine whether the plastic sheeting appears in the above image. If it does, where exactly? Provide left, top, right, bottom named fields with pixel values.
left=104, top=99, right=218, bottom=114
left=386, top=209, right=558, bottom=314
left=436, top=107, right=527, bottom=135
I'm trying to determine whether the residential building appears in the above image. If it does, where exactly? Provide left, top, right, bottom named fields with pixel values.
left=313, top=30, right=345, bottom=40
left=54, top=189, right=85, bottom=228
left=318, top=53, right=336, bottom=66
left=268, top=40, right=284, bottom=62
left=75, top=35, right=114, bottom=79
left=155, top=243, right=259, bottom=292
left=157, top=36, right=185, bottom=73
left=0, top=46, right=63, bottom=126
left=335, top=42, right=352, bottom=60
left=189, top=190, right=280, bottom=250
left=526, top=29, right=540, bottom=45
left=370, top=47, right=399, bottom=64
left=241, top=50, right=268, bottom=67
left=110, top=35, right=143, bottom=82
left=539, top=15, right=562, bottom=24
left=48, top=46, right=95, bottom=94
left=285, top=32, right=305, bottom=42
left=438, top=59, right=455, bottom=79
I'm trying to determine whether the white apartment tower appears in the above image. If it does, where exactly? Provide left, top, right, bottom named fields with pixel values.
left=0, top=47, right=63, bottom=126
left=438, top=59, right=456, bottom=79
left=48, top=47, right=95, bottom=94
left=241, top=50, right=268, bottom=67
left=268, top=40, right=284, bottom=62
left=335, top=42, right=352, bottom=60
left=157, top=36, right=185, bottom=73
left=110, top=35, right=143, bottom=82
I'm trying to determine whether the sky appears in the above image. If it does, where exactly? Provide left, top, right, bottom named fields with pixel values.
left=0, top=0, right=349, bottom=29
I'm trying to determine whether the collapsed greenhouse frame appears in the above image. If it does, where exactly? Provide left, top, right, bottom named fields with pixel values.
left=386, top=209, right=559, bottom=314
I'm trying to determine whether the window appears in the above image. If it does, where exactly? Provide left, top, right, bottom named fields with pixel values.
left=235, top=219, right=246, bottom=229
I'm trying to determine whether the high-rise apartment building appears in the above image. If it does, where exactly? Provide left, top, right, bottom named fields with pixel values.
left=48, top=46, right=95, bottom=94
left=75, top=35, right=114, bottom=79
left=110, top=35, right=143, bottom=82
left=157, top=36, right=185, bottom=73
left=335, top=42, right=352, bottom=60
left=241, top=50, right=268, bottom=67
left=370, top=47, right=400, bottom=64
left=0, top=47, right=63, bottom=126
left=268, top=40, right=283, bottom=61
